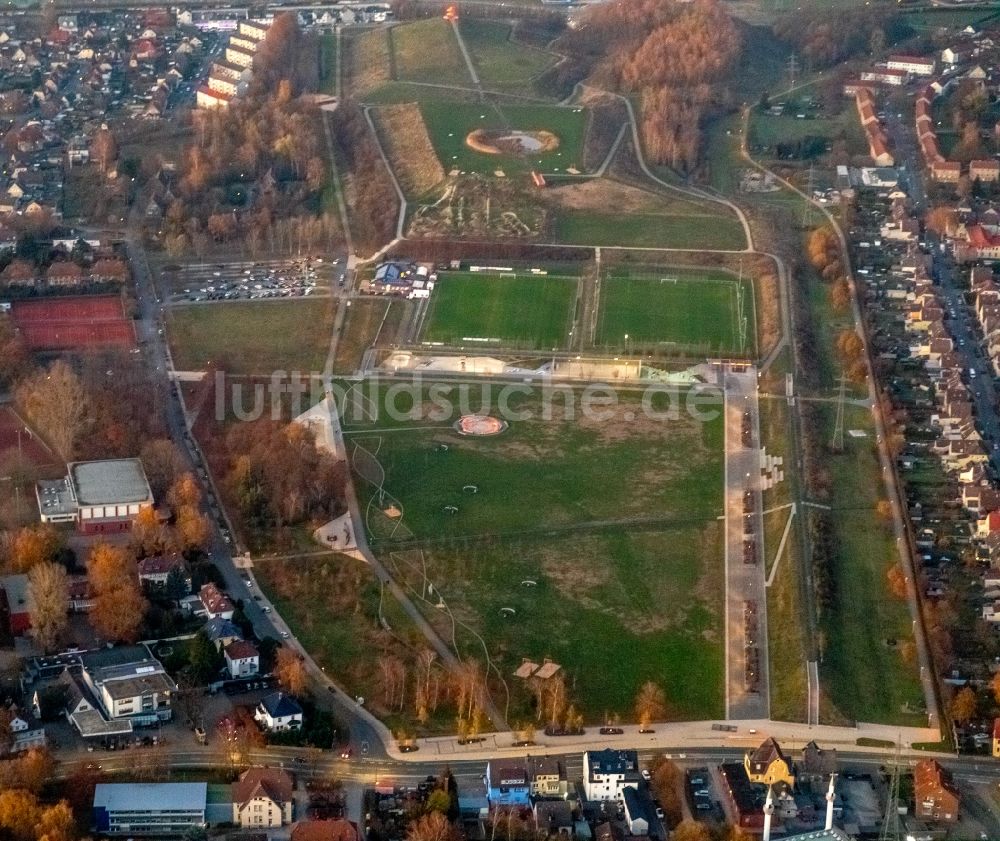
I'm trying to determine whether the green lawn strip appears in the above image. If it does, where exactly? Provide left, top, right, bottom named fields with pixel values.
left=167, top=300, right=334, bottom=375
left=595, top=268, right=751, bottom=353
left=414, top=523, right=725, bottom=722
left=391, top=19, right=471, bottom=87
left=419, top=101, right=587, bottom=175
left=819, top=403, right=925, bottom=726
left=422, top=272, right=577, bottom=348
left=552, top=209, right=746, bottom=251
left=856, top=737, right=895, bottom=748
left=759, top=394, right=808, bottom=723
left=320, top=33, right=338, bottom=95
left=458, top=19, right=558, bottom=91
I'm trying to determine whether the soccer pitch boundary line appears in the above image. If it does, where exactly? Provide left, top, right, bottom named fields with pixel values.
left=597, top=272, right=747, bottom=352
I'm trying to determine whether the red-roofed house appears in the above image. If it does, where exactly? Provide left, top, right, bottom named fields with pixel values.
left=887, top=55, right=936, bottom=76
left=90, top=258, right=128, bottom=283
left=138, top=553, right=189, bottom=590
left=978, top=510, right=1000, bottom=538
left=46, top=262, right=83, bottom=287
left=932, top=160, right=962, bottom=182
left=914, top=759, right=960, bottom=823
left=224, top=639, right=260, bottom=678
left=291, top=820, right=360, bottom=841
left=971, top=160, right=1000, bottom=183
left=199, top=582, right=234, bottom=620
left=966, top=225, right=1000, bottom=260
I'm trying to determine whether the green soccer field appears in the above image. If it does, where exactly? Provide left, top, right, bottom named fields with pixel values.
left=423, top=271, right=577, bottom=348
left=597, top=268, right=754, bottom=354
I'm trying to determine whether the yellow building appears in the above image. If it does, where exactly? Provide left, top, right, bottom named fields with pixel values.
left=745, top=737, right=796, bottom=788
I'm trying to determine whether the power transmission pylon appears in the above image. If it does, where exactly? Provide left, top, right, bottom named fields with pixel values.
left=802, top=163, right=815, bottom=228
left=879, top=742, right=903, bottom=841
left=831, top=375, right=848, bottom=452
left=787, top=53, right=799, bottom=86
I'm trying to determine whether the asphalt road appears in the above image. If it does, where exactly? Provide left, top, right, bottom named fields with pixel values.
left=123, top=201, right=387, bottom=753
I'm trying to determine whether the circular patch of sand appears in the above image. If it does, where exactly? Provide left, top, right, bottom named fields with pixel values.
left=454, top=414, right=508, bottom=436
left=466, top=128, right=560, bottom=156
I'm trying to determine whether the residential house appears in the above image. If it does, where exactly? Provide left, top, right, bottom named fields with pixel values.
left=6, top=708, right=46, bottom=753
left=622, top=787, right=652, bottom=836
left=971, top=160, right=1000, bottom=183
left=485, top=760, right=531, bottom=808
left=200, top=583, right=234, bottom=620
left=527, top=756, right=568, bottom=798
left=914, top=759, right=960, bottom=823
left=255, top=692, right=303, bottom=732
left=887, top=55, right=936, bottom=76
left=583, top=749, right=641, bottom=802
left=224, top=640, right=260, bottom=679
left=137, top=553, right=189, bottom=590
left=232, top=766, right=294, bottom=828
left=90, top=258, right=128, bottom=283
left=67, top=575, right=94, bottom=612
left=798, top=741, right=837, bottom=790
left=534, top=801, right=573, bottom=836
left=290, top=819, right=359, bottom=841
left=204, top=616, right=243, bottom=650
left=744, top=738, right=795, bottom=787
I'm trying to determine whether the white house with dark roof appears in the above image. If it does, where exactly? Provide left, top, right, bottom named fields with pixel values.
left=583, top=749, right=641, bottom=802
left=255, top=692, right=303, bottom=732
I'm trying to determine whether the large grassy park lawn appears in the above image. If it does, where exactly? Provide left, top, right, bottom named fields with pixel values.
left=341, top=385, right=726, bottom=720
left=551, top=206, right=747, bottom=251
left=458, top=19, right=558, bottom=93
left=168, top=300, right=333, bottom=375
left=596, top=267, right=755, bottom=355
left=422, top=271, right=577, bottom=348
left=420, top=101, right=588, bottom=175
left=390, top=18, right=471, bottom=87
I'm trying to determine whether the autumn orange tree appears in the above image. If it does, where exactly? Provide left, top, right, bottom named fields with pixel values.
left=27, top=561, right=69, bottom=652
left=275, top=647, right=308, bottom=696
left=87, top=543, right=147, bottom=643
left=950, top=686, right=977, bottom=724
left=15, top=360, right=90, bottom=461
left=9, top=524, right=62, bottom=573
left=635, top=680, right=667, bottom=729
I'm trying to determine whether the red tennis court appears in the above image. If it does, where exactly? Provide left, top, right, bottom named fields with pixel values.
left=11, top=295, right=136, bottom=351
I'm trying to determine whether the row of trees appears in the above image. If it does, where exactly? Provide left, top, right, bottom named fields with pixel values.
left=0, top=745, right=74, bottom=841
left=331, top=100, right=400, bottom=254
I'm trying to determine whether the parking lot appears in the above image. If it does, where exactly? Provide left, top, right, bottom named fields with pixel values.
left=162, top=257, right=342, bottom=304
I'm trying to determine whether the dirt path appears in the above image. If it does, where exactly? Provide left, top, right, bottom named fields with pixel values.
left=450, top=18, right=481, bottom=90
